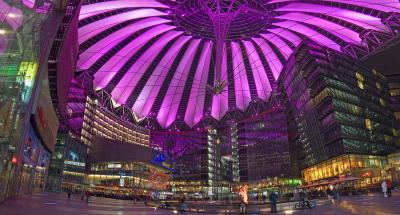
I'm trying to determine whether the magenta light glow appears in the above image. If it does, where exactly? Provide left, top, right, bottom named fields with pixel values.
left=77, top=0, right=400, bottom=129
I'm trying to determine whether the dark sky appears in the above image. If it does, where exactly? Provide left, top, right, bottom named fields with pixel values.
left=365, top=41, right=400, bottom=75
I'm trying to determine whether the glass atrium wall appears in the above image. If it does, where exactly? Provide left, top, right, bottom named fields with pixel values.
left=0, top=0, right=59, bottom=201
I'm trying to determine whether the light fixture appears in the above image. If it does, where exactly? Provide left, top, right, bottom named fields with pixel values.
left=0, top=29, right=6, bottom=35
left=7, top=13, right=17, bottom=18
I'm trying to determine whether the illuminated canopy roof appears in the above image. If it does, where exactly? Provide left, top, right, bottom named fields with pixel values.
left=77, top=0, right=400, bottom=129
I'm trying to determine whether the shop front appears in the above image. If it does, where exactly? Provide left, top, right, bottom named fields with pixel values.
left=233, top=178, right=302, bottom=200
left=46, top=133, right=87, bottom=193
left=87, top=161, right=171, bottom=199
left=18, top=124, right=51, bottom=195
left=0, top=0, right=60, bottom=201
left=303, top=154, right=387, bottom=188
left=385, top=151, right=400, bottom=183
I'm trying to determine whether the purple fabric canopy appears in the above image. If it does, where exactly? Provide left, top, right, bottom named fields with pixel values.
left=77, top=0, right=400, bottom=129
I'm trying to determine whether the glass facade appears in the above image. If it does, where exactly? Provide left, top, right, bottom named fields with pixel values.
left=386, top=151, right=400, bottom=183
left=387, top=74, right=400, bottom=127
left=81, top=96, right=150, bottom=148
left=206, top=126, right=232, bottom=199
left=238, top=103, right=293, bottom=182
left=279, top=42, right=399, bottom=172
left=18, top=124, right=51, bottom=194
left=151, top=126, right=236, bottom=199
left=303, top=154, right=386, bottom=187
left=46, top=132, right=87, bottom=192
left=0, top=0, right=60, bottom=201
left=88, top=162, right=170, bottom=193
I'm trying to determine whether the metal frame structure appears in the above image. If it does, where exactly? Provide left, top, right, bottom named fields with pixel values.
left=68, top=0, right=400, bottom=132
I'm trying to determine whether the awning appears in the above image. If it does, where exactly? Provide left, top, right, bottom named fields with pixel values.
left=330, top=176, right=360, bottom=184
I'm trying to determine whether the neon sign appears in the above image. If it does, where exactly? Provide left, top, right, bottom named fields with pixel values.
left=151, top=152, right=175, bottom=171
left=64, top=160, right=85, bottom=167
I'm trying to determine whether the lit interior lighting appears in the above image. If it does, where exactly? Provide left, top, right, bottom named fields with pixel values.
left=7, top=13, right=17, bottom=18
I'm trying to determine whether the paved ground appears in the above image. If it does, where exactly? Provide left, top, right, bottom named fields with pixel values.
left=0, top=191, right=399, bottom=215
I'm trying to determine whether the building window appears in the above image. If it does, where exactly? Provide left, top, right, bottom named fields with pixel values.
left=365, top=119, right=372, bottom=130
left=390, top=89, right=400, bottom=96
left=393, top=129, right=399, bottom=137
left=355, top=72, right=364, bottom=90
left=395, top=112, right=400, bottom=120
left=313, top=88, right=329, bottom=106
left=355, top=72, right=364, bottom=81
left=376, top=82, right=381, bottom=91
left=379, top=98, right=386, bottom=107
left=357, top=81, right=364, bottom=90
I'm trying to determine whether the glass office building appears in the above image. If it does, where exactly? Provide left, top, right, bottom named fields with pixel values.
left=81, top=96, right=150, bottom=148
left=238, top=102, right=294, bottom=182
left=46, top=132, right=87, bottom=192
left=0, top=0, right=62, bottom=201
left=279, top=42, right=399, bottom=184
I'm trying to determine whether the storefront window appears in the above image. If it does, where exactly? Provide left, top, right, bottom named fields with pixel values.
left=303, top=154, right=386, bottom=185
left=0, top=0, right=58, bottom=201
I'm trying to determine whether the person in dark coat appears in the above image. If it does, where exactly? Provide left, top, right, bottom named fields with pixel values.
left=239, top=199, right=247, bottom=214
left=269, top=192, right=278, bottom=213
left=386, top=179, right=393, bottom=197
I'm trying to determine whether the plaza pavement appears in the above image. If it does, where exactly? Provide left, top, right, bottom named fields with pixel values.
left=0, top=191, right=399, bottom=215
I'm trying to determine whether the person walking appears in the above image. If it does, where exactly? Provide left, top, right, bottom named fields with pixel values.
left=386, top=179, right=392, bottom=197
left=326, top=187, right=333, bottom=200
left=85, top=190, right=90, bottom=203
left=334, top=185, right=340, bottom=202
left=382, top=180, right=388, bottom=198
left=81, top=190, right=85, bottom=201
left=179, top=198, right=187, bottom=212
left=239, top=199, right=247, bottom=214
left=269, top=191, right=278, bottom=213
left=67, top=189, right=71, bottom=200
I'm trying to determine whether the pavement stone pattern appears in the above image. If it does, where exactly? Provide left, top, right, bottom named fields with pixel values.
left=0, top=191, right=399, bottom=215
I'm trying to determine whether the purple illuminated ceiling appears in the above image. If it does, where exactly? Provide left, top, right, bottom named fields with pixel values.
left=77, top=0, right=400, bottom=129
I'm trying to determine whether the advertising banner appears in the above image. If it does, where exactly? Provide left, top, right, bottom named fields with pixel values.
left=24, top=125, right=41, bottom=166
left=33, top=77, right=59, bottom=152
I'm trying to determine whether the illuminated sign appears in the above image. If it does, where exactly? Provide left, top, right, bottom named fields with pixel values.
left=152, top=153, right=165, bottom=164
left=107, top=163, right=121, bottom=169
left=151, top=152, right=175, bottom=171
left=12, top=155, right=17, bottom=164
left=18, top=61, right=37, bottom=87
left=119, top=177, right=125, bottom=187
left=2, top=65, right=18, bottom=76
left=69, top=151, right=79, bottom=161
left=64, top=160, right=85, bottom=167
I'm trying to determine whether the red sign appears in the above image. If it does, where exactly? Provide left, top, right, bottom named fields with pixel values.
left=38, top=107, right=47, bottom=129
left=362, top=172, right=372, bottom=177
left=11, top=155, right=17, bottom=164
left=33, top=81, right=59, bottom=152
